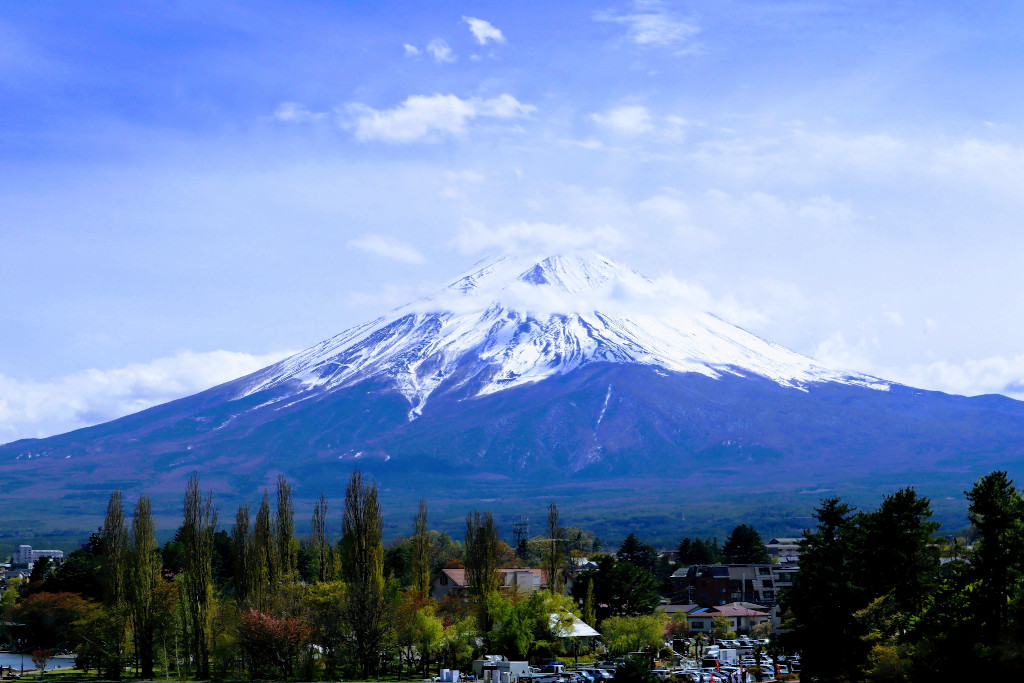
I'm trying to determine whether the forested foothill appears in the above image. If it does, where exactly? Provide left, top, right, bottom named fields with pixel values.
left=1, top=470, right=1022, bottom=681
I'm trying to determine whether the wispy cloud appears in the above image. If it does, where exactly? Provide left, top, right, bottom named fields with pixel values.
left=345, top=93, right=535, bottom=143
left=463, top=16, right=505, bottom=45
left=452, top=220, right=625, bottom=255
left=403, top=43, right=421, bottom=57
left=595, top=0, right=700, bottom=50
left=347, top=234, right=427, bottom=264
left=814, top=334, right=1024, bottom=400
left=0, top=350, right=293, bottom=443
left=270, top=102, right=327, bottom=123
left=592, top=105, right=654, bottom=135
left=426, top=38, right=455, bottom=63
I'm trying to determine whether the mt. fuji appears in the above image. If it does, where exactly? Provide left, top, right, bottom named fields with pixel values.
left=239, top=253, right=886, bottom=417
left=2, top=253, right=1023, bottom=541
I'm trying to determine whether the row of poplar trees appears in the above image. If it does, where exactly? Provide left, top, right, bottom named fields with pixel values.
left=89, top=469, right=396, bottom=680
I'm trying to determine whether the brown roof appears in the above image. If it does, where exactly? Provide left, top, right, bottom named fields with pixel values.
left=439, top=567, right=548, bottom=587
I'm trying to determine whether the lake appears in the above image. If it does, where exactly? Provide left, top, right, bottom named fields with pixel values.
left=0, top=652, right=77, bottom=671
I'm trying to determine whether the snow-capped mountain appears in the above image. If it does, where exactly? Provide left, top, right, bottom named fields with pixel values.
left=2, top=253, right=1023, bottom=540
left=238, top=253, right=887, bottom=419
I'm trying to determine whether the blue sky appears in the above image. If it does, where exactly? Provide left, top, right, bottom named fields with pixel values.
left=3, top=1, right=1024, bottom=441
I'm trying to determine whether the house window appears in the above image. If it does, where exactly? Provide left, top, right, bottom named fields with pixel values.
left=440, top=575, right=449, bottom=586
left=690, top=621, right=704, bottom=629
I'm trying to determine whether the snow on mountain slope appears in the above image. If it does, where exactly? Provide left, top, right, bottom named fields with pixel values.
left=238, top=253, right=889, bottom=418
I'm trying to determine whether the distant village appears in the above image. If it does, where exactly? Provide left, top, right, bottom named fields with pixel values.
left=3, top=468, right=1022, bottom=681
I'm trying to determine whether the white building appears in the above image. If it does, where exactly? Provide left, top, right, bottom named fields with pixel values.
left=13, top=544, right=65, bottom=570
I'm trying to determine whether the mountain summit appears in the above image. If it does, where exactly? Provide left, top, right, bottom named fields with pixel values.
left=239, top=253, right=886, bottom=419
left=2, top=252, right=1022, bottom=539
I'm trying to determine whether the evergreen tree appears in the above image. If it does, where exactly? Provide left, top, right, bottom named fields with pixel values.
left=411, top=498, right=431, bottom=594
left=582, top=577, right=596, bottom=627
left=857, top=487, right=939, bottom=619
left=966, top=471, right=1024, bottom=643
left=616, top=533, right=658, bottom=573
left=341, top=469, right=388, bottom=678
left=677, top=537, right=722, bottom=565
left=722, top=524, right=770, bottom=564
left=781, top=497, right=864, bottom=682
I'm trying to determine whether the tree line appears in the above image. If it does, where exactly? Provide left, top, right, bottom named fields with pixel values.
left=782, top=470, right=1024, bottom=681
left=0, top=474, right=687, bottom=680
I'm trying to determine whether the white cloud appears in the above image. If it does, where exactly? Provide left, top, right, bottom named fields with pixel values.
left=347, top=233, right=427, bottom=264
left=463, top=16, right=505, bottom=45
left=427, top=38, right=455, bottom=63
left=403, top=43, right=421, bottom=57
left=595, top=0, right=700, bottom=49
left=592, top=105, right=654, bottom=135
left=271, top=101, right=326, bottom=123
left=452, top=220, right=626, bottom=257
left=346, top=93, right=535, bottom=143
left=0, top=350, right=293, bottom=443
left=813, top=333, right=1024, bottom=400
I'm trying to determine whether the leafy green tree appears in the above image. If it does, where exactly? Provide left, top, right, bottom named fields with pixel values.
left=613, top=656, right=658, bottom=683
left=722, top=525, right=770, bottom=564
left=42, top=535, right=103, bottom=600
left=486, top=592, right=539, bottom=659
left=711, top=615, right=735, bottom=641
left=575, top=555, right=660, bottom=620
left=600, top=613, right=665, bottom=655
left=303, top=580, right=347, bottom=679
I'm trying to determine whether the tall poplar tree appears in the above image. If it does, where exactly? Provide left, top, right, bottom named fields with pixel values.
left=311, top=493, right=334, bottom=582
left=232, top=503, right=253, bottom=606
left=276, top=475, right=297, bottom=581
left=126, top=495, right=161, bottom=679
left=465, top=511, right=500, bottom=601
left=181, top=472, right=217, bottom=680
left=101, top=490, right=127, bottom=607
left=342, top=469, right=387, bottom=678
left=544, top=502, right=564, bottom=594
left=252, top=492, right=275, bottom=610
left=100, top=490, right=128, bottom=679
left=411, top=498, right=431, bottom=594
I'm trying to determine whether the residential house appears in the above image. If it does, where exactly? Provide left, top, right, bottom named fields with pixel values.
left=431, top=568, right=550, bottom=601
